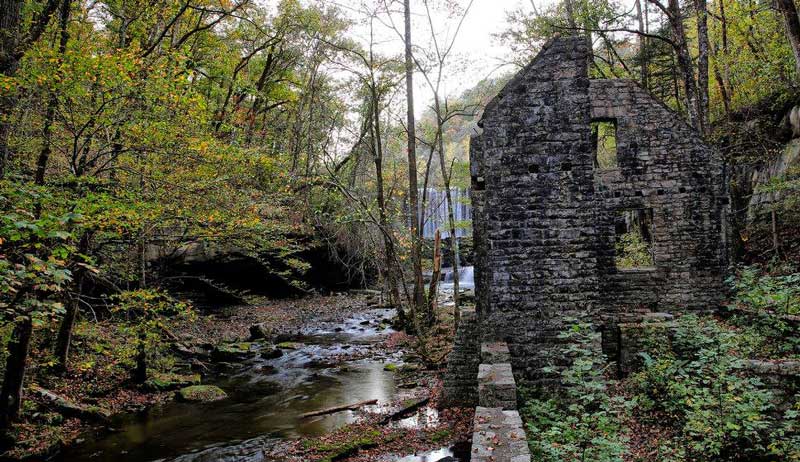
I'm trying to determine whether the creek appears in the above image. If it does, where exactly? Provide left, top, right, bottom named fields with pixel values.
left=56, top=308, right=469, bottom=462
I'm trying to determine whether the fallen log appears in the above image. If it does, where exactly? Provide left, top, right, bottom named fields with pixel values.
left=381, top=397, right=430, bottom=424
left=726, top=306, right=800, bottom=324
left=31, top=386, right=111, bottom=423
left=350, top=289, right=382, bottom=295
left=300, top=399, right=378, bottom=418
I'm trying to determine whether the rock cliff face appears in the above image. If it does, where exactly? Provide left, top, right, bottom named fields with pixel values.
left=457, top=36, right=729, bottom=386
left=747, top=138, right=800, bottom=220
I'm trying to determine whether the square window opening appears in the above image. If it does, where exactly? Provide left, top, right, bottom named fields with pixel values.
left=591, top=119, right=618, bottom=169
left=615, top=208, right=655, bottom=269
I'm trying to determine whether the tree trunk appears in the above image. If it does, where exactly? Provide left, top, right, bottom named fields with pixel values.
left=0, top=317, right=33, bottom=429
left=427, top=229, right=441, bottom=318
left=370, top=92, right=402, bottom=319
left=0, top=0, right=23, bottom=179
left=694, top=0, right=709, bottom=133
left=564, top=0, right=577, bottom=30
left=403, top=0, right=425, bottom=323
left=55, top=230, right=88, bottom=373
left=771, top=209, right=780, bottom=254
left=636, top=0, right=648, bottom=88
left=776, top=0, right=800, bottom=80
left=434, top=99, right=459, bottom=322
left=712, top=60, right=731, bottom=116
left=133, top=329, right=147, bottom=384
left=666, top=0, right=701, bottom=130
left=54, top=287, right=80, bottom=373
left=34, top=0, right=71, bottom=185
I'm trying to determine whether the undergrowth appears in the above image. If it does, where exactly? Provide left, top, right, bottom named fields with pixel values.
left=520, top=265, right=800, bottom=461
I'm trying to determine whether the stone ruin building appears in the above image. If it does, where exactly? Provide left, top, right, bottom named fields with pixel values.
left=445, top=36, right=729, bottom=461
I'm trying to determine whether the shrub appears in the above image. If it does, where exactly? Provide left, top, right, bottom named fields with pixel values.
left=630, top=315, right=777, bottom=460
left=521, top=322, right=629, bottom=462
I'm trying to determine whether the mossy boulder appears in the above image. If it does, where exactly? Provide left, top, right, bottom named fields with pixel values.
left=176, top=385, right=228, bottom=403
left=30, top=386, right=111, bottom=423
left=383, top=363, right=398, bottom=372
left=399, top=363, right=421, bottom=373
left=211, top=342, right=256, bottom=362
left=276, top=341, right=304, bottom=350
left=144, top=372, right=201, bottom=391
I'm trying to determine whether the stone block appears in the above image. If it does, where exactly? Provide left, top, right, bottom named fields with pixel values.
left=478, top=363, right=517, bottom=410
left=472, top=407, right=531, bottom=462
left=481, top=341, right=511, bottom=364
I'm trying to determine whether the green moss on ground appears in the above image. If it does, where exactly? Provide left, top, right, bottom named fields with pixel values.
left=145, top=372, right=201, bottom=391
left=176, top=385, right=228, bottom=403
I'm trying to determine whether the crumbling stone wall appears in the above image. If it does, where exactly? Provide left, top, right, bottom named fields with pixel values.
left=442, top=308, right=480, bottom=407
left=462, top=35, right=729, bottom=385
left=590, top=79, right=729, bottom=358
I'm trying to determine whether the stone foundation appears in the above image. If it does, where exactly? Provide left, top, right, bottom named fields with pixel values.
left=441, top=308, right=479, bottom=407
left=471, top=407, right=531, bottom=462
left=469, top=341, right=530, bottom=462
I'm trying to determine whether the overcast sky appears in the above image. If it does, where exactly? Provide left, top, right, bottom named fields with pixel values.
left=323, top=0, right=543, bottom=116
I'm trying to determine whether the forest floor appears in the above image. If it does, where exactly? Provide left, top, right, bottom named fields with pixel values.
left=3, top=291, right=473, bottom=461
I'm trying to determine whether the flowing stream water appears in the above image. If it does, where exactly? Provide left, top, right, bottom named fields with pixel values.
left=57, top=308, right=469, bottom=462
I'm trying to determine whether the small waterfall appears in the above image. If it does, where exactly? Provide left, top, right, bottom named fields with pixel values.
left=441, top=266, right=475, bottom=289
left=419, top=188, right=472, bottom=239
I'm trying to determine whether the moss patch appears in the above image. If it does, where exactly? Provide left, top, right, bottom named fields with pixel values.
left=144, top=372, right=201, bottom=391
left=175, top=385, right=228, bottom=403
left=305, top=429, right=381, bottom=462
left=211, top=342, right=255, bottom=362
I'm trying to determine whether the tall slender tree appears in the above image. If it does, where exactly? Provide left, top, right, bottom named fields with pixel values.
left=403, top=0, right=426, bottom=324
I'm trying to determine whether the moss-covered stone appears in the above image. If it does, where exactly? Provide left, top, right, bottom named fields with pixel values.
left=144, top=372, right=201, bottom=391
left=276, top=341, right=304, bottom=350
left=176, top=385, right=228, bottom=403
left=249, top=323, right=270, bottom=340
left=303, top=429, right=381, bottom=462
left=383, top=363, right=398, bottom=372
left=211, top=342, right=255, bottom=362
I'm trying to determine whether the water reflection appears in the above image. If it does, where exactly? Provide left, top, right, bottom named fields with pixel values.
left=392, top=441, right=472, bottom=462
left=58, top=310, right=398, bottom=462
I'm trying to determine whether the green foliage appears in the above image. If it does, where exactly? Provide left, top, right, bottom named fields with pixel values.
left=0, top=180, right=78, bottom=326
left=725, top=265, right=800, bottom=357
left=615, top=229, right=654, bottom=269
left=591, top=121, right=617, bottom=169
left=630, top=314, right=781, bottom=460
left=110, top=289, right=194, bottom=378
left=521, top=322, right=629, bottom=462
left=728, top=265, right=800, bottom=315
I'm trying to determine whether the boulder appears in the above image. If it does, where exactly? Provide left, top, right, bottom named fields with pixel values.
left=248, top=323, right=270, bottom=341
left=31, top=386, right=111, bottom=422
left=144, top=372, right=201, bottom=391
left=261, top=346, right=284, bottom=359
left=211, top=342, right=256, bottom=362
left=276, top=341, right=304, bottom=350
left=176, top=385, right=228, bottom=403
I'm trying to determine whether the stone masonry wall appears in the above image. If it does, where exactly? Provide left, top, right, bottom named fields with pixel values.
left=442, top=308, right=479, bottom=407
left=475, top=37, right=601, bottom=382
left=589, top=79, right=729, bottom=359
left=465, top=35, right=728, bottom=385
